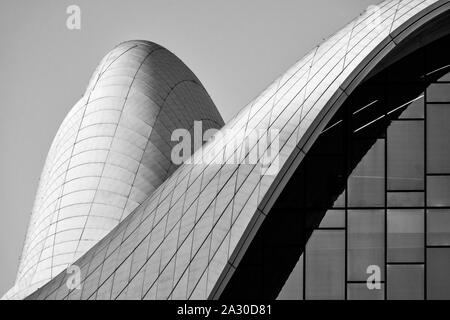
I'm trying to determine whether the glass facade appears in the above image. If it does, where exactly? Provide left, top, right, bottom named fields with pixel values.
left=278, top=33, right=450, bottom=300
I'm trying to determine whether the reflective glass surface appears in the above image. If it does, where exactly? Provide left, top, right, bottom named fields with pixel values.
left=387, top=121, right=424, bottom=190
left=427, top=104, right=450, bottom=173
left=276, top=31, right=450, bottom=300
left=387, top=265, right=424, bottom=300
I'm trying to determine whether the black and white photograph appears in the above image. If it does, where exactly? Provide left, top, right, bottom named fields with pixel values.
left=1, top=0, right=450, bottom=311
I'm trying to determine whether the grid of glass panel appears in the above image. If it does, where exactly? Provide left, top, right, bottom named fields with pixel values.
left=278, top=33, right=450, bottom=300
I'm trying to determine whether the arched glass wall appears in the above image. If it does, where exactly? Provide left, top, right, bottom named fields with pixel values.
left=219, top=32, right=450, bottom=301
left=275, top=32, right=450, bottom=300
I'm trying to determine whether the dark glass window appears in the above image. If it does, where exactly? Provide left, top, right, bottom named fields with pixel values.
left=269, top=34, right=450, bottom=301
left=387, top=192, right=424, bottom=207
left=427, top=209, right=450, bottom=246
left=348, top=139, right=385, bottom=207
left=399, top=95, right=424, bottom=119
left=427, top=248, right=450, bottom=300
left=437, top=72, right=450, bottom=81
left=347, top=210, right=384, bottom=281
left=347, top=283, right=384, bottom=300
left=305, top=155, right=345, bottom=208
left=387, top=209, right=424, bottom=263
left=387, top=265, right=424, bottom=300
left=277, top=255, right=303, bottom=300
left=318, top=210, right=345, bottom=228
left=333, top=191, right=345, bottom=208
left=387, top=121, right=424, bottom=190
left=427, top=104, right=450, bottom=173
left=305, top=230, right=345, bottom=300
left=427, top=83, right=450, bottom=102
left=427, top=176, right=450, bottom=207
left=388, top=83, right=424, bottom=118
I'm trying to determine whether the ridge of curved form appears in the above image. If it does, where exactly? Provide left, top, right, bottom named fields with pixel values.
left=3, top=41, right=224, bottom=300
left=26, top=0, right=450, bottom=300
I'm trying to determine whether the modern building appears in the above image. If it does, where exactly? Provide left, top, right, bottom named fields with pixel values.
left=2, top=41, right=224, bottom=300
left=4, top=0, right=450, bottom=300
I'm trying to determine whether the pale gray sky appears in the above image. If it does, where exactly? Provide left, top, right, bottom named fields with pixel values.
left=0, top=0, right=382, bottom=296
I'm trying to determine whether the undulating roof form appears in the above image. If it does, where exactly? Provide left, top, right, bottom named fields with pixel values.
left=3, top=41, right=224, bottom=300
left=24, top=0, right=450, bottom=300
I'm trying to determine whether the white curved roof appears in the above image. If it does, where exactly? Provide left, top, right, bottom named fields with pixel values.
left=4, top=41, right=223, bottom=300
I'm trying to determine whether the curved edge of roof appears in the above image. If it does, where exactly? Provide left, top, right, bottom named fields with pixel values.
left=209, top=0, right=450, bottom=299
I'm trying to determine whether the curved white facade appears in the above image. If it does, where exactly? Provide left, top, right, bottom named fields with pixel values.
left=4, top=41, right=224, bottom=299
